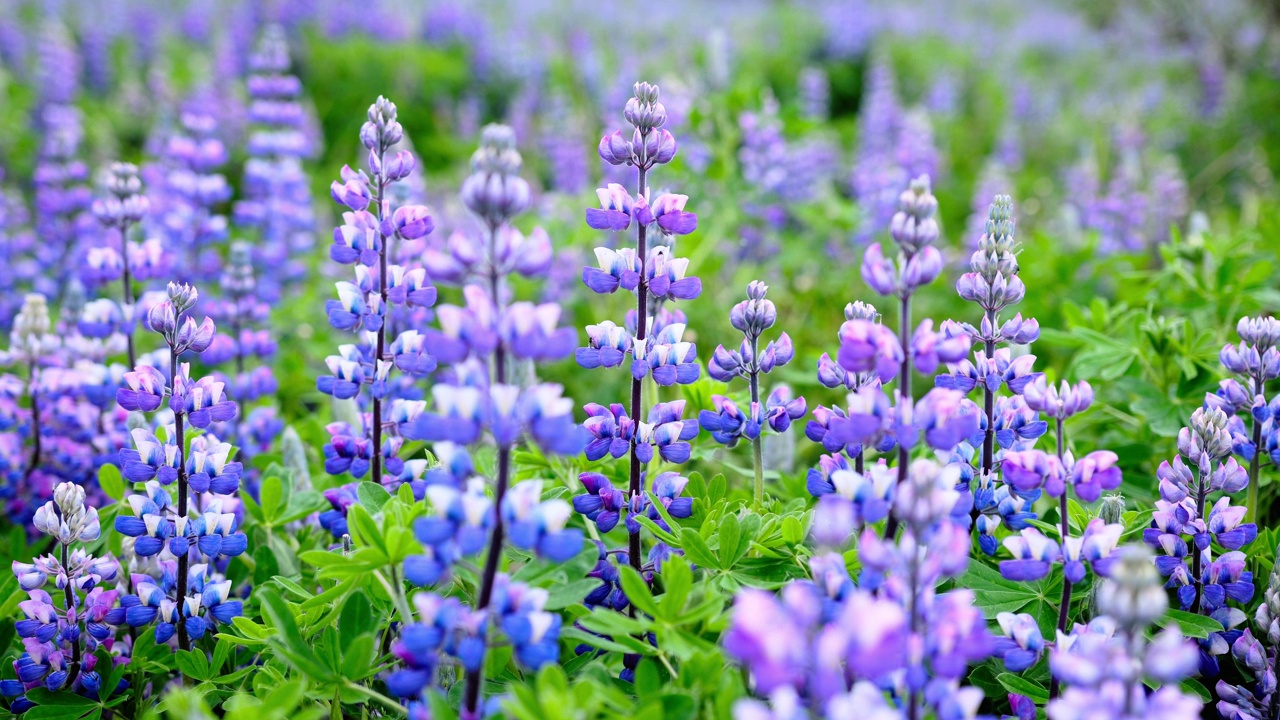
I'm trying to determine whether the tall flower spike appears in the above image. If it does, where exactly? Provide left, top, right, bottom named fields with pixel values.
left=569, top=81, right=701, bottom=688
left=943, top=194, right=1046, bottom=542
left=233, top=24, right=316, bottom=301
left=322, top=96, right=436, bottom=488
left=702, top=281, right=804, bottom=508
left=112, top=282, right=241, bottom=654
left=1145, top=396, right=1257, bottom=686
left=10, top=481, right=119, bottom=706
left=1217, top=314, right=1279, bottom=525
left=90, top=162, right=149, bottom=368
left=395, top=124, right=583, bottom=718
left=1048, top=546, right=1202, bottom=719
left=859, top=176, right=951, bottom=538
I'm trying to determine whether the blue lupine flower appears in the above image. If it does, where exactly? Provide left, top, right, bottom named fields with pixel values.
left=503, top=481, right=584, bottom=562
left=999, top=528, right=1062, bottom=581
left=631, top=325, right=699, bottom=386
left=577, top=320, right=632, bottom=370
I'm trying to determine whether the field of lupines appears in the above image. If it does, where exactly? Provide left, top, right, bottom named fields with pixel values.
left=2, top=0, right=1280, bottom=718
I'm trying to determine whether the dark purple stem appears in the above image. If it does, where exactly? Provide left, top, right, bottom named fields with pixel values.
left=627, top=164, right=649, bottom=576
left=463, top=223, right=513, bottom=717
left=171, top=345, right=191, bottom=653
left=885, top=288, right=913, bottom=539
left=1050, top=417, right=1069, bottom=700
left=370, top=163, right=388, bottom=486
left=24, top=359, right=41, bottom=483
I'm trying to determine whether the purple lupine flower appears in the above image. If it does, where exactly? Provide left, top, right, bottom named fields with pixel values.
left=630, top=324, right=699, bottom=386
left=1050, top=548, right=1203, bottom=719
left=1023, top=377, right=1094, bottom=420
left=1000, top=528, right=1062, bottom=581
left=836, top=318, right=903, bottom=383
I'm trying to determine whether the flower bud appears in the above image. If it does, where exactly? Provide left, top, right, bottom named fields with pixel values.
left=844, top=301, right=877, bottom=322
left=393, top=205, right=435, bottom=240
left=1096, top=546, right=1167, bottom=630
left=167, top=281, right=198, bottom=311
left=147, top=300, right=177, bottom=335
left=889, top=176, right=940, bottom=253
left=598, top=130, right=631, bottom=166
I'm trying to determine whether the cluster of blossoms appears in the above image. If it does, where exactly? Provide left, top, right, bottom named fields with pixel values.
left=1217, top=555, right=1280, bottom=719
left=369, top=121, right=584, bottom=718
left=575, top=81, right=701, bottom=588
left=703, top=281, right=805, bottom=507
left=4, top=482, right=120, bottom=710
left=232, top=24, right=317, bottom=301
left=1038, top=547, right=1203, bottom=719
left=86, top=162, right=152, bottom=367
left=0, top=293, right=127, bottom=527
left=151, top=111, right=231, bottom=284
left=1063, top=129, right=1189, bottom=254
left=729, top=459, right=992, bottom=719
left=1144, top=402, right=1257, bottom=678
left=112, top=282, right=244, bottom=652
left=934, top=195, right=1048, bottom=555
left=735, top=93, right=837, bottom=261
left=993, top=373, right=1124, bottom=686
left=1216, top=316, right=1279, bottom=523
left=850, top=60, right=939, bottom=248
left=319, top=96, right=438, bottom=490
left=808, top=176, right=976, bottom=536
left=387, top=576, right=566, bottom=718
left=32, top=106, right=93, bottom=300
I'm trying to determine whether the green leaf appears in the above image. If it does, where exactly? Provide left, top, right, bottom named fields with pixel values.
left=780, top=516, right=803, bottom=546
left=618, top=566, right=660, bottom=618
left=718, top=513, right=744, bottom=569
left=357, top=481, right=392, bottom=513
left=959, top=561, right=1039, bottom=615
left=996, top=673, right=1049, bottom=704
left=707, top=474, right=727, bottom=505
left=660, top=555, right=693, bottom=616
left=98, top=464, right=124, bottom=502
left=634, top=658, right=661, bottom=696
left=259, top=471, right=284, bottom=524
left=634, top=514, right=678, bottom=545
left=346, top=503, right=387, bottom=557
left=339, top=632, right=377, bottom=680
left=1156, top=609, right=1223, bottom=639
left=1180, top=678, right=1212, bottom=702
left=339, top=590, right=376, bottom=647
left=175, top=649, right=213, bottom=681
left=679, top=528, right=721, bottom=570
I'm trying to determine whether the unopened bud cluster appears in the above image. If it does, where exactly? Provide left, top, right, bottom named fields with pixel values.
left=461, top=124, right=531, bottom=227
left=1177, top=405, right=1234, bottom=466
left=730, top=281, right=778, bottom=340
left=598, top=82, right=677, bottom=170
left=1096, top=546, right=1168, bottom=630
left=33, top=482, right=101, bottom=545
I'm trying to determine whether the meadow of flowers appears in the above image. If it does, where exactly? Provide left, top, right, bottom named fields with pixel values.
left=2, top=0, right=1280, bottom=718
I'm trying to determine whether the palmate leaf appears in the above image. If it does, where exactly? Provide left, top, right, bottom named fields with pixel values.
left=957, top=560, right=1044, bottom=615
left=1155, top=609, right=1224, bottom=639
left=996, top=672, right=1049, bottom=704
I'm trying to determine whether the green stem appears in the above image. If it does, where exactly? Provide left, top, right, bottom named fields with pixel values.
left=344, top=681, right=406, bottom=716
left=374, top=569, right=413, bottom=627
left=751, top=438, right=764, bottom=511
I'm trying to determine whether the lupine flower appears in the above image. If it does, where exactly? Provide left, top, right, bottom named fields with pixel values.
left=1000, top=528, right=1062, bottom=581
left=1050, top=547, right=1203, bottom=720
left=404, top=481, right=493, bottom=586
left=502, top=481, right=584, bottom=562
left=1023, top=377, right=1094, bottom=419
